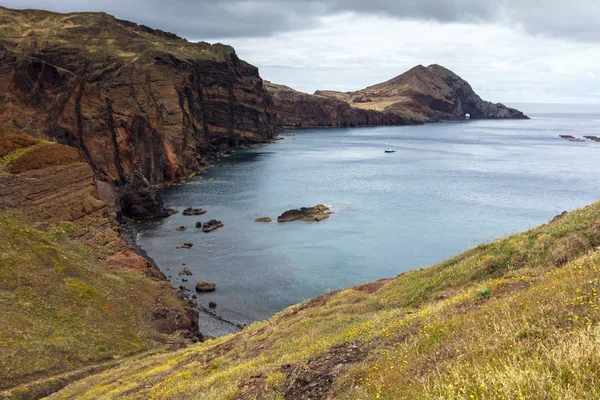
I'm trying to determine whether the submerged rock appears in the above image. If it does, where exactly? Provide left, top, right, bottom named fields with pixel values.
left=195, top=221, right=202, bottom=228
left=209, top=301, right=217, bottom=308
left=183, top=208, right=207, bottom=216
left=196, top=281, right=216, bottom=292
left=202, top=220, right=224, bottom=232
left=277, top=205, right=330, bottom=223
left=179, top=267, right=192, bottom=276
left=175, top=226, right=187, bottom=232
left=255, top=216, right=272, bottom=223
left=181, top=243, right=193, bottom=249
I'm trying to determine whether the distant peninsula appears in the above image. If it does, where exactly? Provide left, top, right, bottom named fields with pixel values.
left=266, top=64, right=528, bottom=128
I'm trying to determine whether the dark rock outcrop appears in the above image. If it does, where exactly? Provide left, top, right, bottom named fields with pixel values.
left=202, top=220, right=224, bottom=232
left=277, top=205, right=330, bottom=223
left=183, top=208, right=207, bottom=216
left=196, top=281, right=216, bottom=292
left=119, top=173, right=175, bottom=220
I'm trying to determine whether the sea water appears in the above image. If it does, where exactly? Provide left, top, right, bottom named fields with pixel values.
left=132, top=103, right=600, bottom=336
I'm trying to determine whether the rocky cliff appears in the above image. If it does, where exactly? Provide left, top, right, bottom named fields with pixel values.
left=0, top=132, right=199, bottom=393
left=267, top=64, right=527, bottom=127
left=265, top=81, right=412, bottom=127
left=315, top=64, right=528, bottom=122
left=0, top=6, right=277, bottom=192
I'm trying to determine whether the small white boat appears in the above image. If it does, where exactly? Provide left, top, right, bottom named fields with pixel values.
left=384, top=148, right=396, bottom=153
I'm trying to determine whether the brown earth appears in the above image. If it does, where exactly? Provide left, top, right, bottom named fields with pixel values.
left=265, top=81, right=413, bottom=128
left=0, top=6, right=277, bottom=218
left=0, top=133, right=199, bottom=392
left=266, top=64, right=527, bottom=127
left=315, top=64, right=528, bottom=122
left=0, top=130, right=41, bottom=157
left=5, top=143, right=82, bottom=174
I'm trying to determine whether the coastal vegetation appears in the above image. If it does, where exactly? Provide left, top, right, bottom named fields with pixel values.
left=0, top=213, right=177, bottom=392
left=48, top=200, right=600, bottom=399
left=0, top=132, right=198, bottom=398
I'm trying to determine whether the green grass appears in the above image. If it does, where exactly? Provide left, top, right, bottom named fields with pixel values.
left=47, top=201, right=600, bottom=399
left=0, top=213, right=182, bottom=390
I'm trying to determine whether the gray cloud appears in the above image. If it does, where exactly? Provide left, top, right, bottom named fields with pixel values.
left=2, top=0, right=600, bottom=42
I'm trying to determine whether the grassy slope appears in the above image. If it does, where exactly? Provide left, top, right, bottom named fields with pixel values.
left=48, top=201, right=600, bottom=399
left=0, top=6, right=233, bottom=64
left=0, top=212, right=185, bottom=391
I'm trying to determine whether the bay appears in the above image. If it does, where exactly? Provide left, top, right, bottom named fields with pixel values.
left=132, top=103, right=600, bottom=337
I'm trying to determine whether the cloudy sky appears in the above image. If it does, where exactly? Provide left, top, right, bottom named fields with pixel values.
left=3, top=0, right=600, bottom=103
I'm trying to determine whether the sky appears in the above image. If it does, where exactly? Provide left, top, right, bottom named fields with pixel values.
left=2, top=0, right=600, bottom=104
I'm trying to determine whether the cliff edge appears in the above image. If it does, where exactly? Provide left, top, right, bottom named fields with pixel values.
left=268, top=64, right=527, bottom=127
left=0, top=6, right=277, bottom=200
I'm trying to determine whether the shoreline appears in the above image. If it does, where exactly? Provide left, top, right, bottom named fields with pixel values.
left=121, top=137, right=286, bottom=338
left=120, top=223, right=245, bottom=338
left=122, top=115, right=536, bottom=338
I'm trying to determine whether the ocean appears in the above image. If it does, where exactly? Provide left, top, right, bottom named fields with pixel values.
left=131, top=103, right=600, bottom=336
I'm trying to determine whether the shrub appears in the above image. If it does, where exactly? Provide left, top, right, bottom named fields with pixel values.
left=476, top=288, right=492, bottom=300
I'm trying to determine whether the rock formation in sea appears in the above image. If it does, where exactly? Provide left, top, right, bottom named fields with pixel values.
left=266, top=64, right=527, bottom=127
left=0, top=6, right=277, bottom=217
left=277, top=205, right=331, bottom=222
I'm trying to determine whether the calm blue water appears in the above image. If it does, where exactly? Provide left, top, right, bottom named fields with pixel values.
left=133, top=103, right=600, bottom=336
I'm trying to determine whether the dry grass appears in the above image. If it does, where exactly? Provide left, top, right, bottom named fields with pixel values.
left=45, top=201, right=600, bottom=399
left=0, top=213, right=182, bottom=391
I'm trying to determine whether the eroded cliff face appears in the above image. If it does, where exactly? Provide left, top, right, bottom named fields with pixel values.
left=0, top=7, right=277, bottom=189
left=0, top=130, right=199, bottom=368
left=265, top=81, right=413, bottom=127
left=315, top=64, right=528, bottom=122
left=267, top=64, right=527, bottom=127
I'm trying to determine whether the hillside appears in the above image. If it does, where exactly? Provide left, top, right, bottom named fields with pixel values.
left=47, top=201, right=600, bottom=399
left=0, top=6, right=277, bottom=217
left=268, top=64, right=527, bottom=127
left=265, top=81, right=414, bottom=128
left=0, top=132, right=198, bottom=398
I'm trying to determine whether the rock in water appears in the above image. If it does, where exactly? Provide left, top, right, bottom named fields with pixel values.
left=195, top=222, right=202, bottom=228
left=196, top=281, right=216, bottom=292
left=176, top=226, right=187, bottom=232
left=181, top=243, right=193, bottom=249
left=209, top=301, right=217, bottom=308
left=179, top=268, right=192, bottom=276
left=255, top=217, right=272, bottom=223
left=183, top=208, right=207, bottom=216
left=202, top=220, right=224, bottom=232
left=277, top=205, right=330, bottom=223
